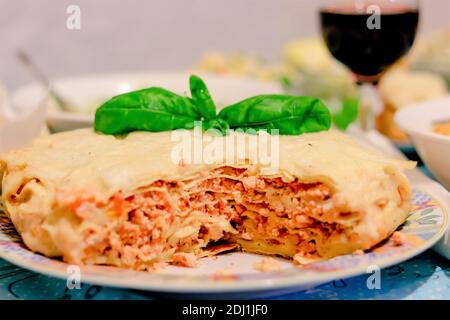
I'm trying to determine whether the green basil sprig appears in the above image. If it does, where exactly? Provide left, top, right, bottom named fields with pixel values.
left=189, top=75, right=217, bottom=120
left=94, top=87, right=201, bottom=135
left=218, top=95, right=331, bottom=135
left=94, top=75, right=331, bottom=135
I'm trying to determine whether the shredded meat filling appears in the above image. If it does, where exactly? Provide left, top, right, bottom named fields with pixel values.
left=74, top=166, right=354, bottom=270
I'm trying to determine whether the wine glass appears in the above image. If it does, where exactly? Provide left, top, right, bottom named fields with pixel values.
left=319, top=0, right=420, bottom=130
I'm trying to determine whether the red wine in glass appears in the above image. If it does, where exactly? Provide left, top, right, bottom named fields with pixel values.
left=320, top=5, right=419, bottom=83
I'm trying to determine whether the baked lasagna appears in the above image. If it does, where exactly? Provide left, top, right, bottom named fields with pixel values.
left=0, top=129, right=414, bottom=270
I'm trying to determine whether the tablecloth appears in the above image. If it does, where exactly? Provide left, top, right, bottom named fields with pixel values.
left=0, top=251, right=448, bottom=300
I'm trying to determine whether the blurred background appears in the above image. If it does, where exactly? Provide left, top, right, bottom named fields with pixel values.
left=2, top=0, right=450, bottom=157
left=1, top=0, right=450, bottom=88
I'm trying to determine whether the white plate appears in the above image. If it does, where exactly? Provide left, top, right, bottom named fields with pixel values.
left=11, top=71, right=283, bottom=132
left=0, top=187, right=448, bottom=297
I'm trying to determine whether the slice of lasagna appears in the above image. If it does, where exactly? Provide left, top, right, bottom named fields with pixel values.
left=0, top=129, right=414, bottom=270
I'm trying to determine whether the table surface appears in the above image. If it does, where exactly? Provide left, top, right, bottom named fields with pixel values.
left=0, top=251, right=448, bottom=300
left=0, top=163, right=449, bottom=300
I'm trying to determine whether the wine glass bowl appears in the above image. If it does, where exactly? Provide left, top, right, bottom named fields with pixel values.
left=320, top=0, right=419, bottom=83
left=319, top=0, right=420, bottom=130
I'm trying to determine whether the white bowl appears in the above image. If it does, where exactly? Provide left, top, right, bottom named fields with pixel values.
left=396, top=96, right=450, bottom=190
left=11, top=71, right=283, bottom=132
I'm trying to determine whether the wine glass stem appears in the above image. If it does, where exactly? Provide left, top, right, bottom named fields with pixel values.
left=357, top=82, right=382, bottom=131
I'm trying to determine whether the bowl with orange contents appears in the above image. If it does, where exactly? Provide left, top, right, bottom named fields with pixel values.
left=396, top=96, right=450, bottom=190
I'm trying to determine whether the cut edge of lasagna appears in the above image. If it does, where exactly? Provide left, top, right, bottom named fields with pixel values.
left=4, top=165, right=410, bottom=271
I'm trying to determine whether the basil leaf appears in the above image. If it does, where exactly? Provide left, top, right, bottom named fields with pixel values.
left=217, top=95, right=331, bottom=135
left=94, top=87, right=201, bottom=135
left=189, top=75, right=216, bottom=120
left=332, top=98, right=359, bottom=130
